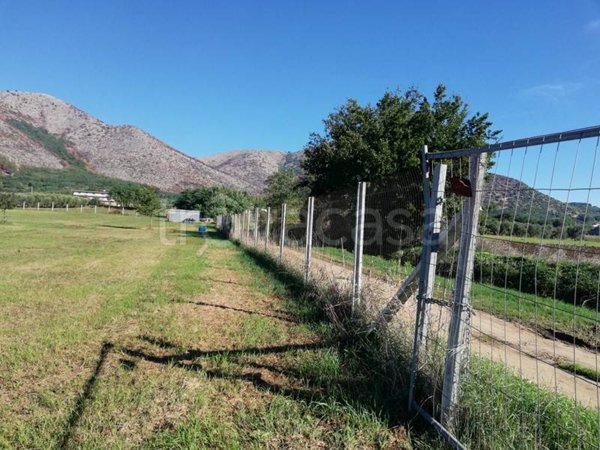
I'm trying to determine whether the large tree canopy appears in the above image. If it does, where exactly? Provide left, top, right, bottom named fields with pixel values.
left=302, top=85, right=500, bottom=194
left=264, top=168, right=308, bottom=208
left=174, top=186, right=258, bottom=217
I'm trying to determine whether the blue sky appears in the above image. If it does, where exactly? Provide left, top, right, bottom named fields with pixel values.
left=0, top=0, right=599, bottom=195
left=1, top=0, right=599, bottom=156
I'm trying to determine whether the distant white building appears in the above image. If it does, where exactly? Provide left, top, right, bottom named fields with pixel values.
left=167, top=209, right=200, bottom=223
left=72, top=190, right=119, bottom=206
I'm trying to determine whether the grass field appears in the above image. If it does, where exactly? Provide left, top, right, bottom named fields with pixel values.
left=0, top=211, right=416, bottom=449
left=313, top=246, right=599, bottom=347
left=484, top=234, right=600, bottom=248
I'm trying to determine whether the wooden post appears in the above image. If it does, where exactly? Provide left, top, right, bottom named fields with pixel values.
left=37, top=202, right=40, bottom=211
left=80, top=205, right=83, bottom=213
left=279, top=204, right=287, bottom=261
left=352, top=182, right=367, bottom=314
left=441, top=153, right=486, bottom=429
left=66, top=204, right=69, bottom=212
left=304, top=197, right=315, bottom=283
left=265, top=207, right=271, bottom=251
left=418, top=163, right=448, bottom=345
left=409, top=159, right=447, bottom=408
left=22, top=201, right=25, bottom=209
left=94, top=205, right=97, bottom=214
left=51, top=202, right=54, bottom=212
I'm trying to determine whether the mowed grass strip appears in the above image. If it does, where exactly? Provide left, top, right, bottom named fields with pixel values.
left=0, top=211, right=409, bottom=449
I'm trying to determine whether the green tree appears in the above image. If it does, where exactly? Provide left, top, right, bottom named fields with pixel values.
left=110, top=184, right=141, bottom=208
left=0, top=192, right=17, bottom=223
left=174, top=186, right=256, bottom=217
left=135, top=187, right=161, bottom=227
left=302, top=84, right=500, bottom=194
left=264, top=168, right=307, bottom=207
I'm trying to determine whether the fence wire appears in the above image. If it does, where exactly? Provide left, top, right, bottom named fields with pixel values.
left=221, top=126, right=600, bottom=450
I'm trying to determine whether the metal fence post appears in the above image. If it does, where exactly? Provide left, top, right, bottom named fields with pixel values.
left=242, top=211, right=246, bottom=242
left=254, top=207, right=259, bottom=246
left=265, top=207, right=271, bottom=251
left=279, top=203, right=287, bottom=261
left=247, top=210, right=252, bottom=243
left=440, top=153, right=486, bottom=429
left=304, top=197, right=315, bottom=283
left=352, top=182, right=366, bottom=314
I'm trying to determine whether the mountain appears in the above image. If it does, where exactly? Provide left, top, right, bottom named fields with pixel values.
left=484, top=174, right=600, bottom=225
left=200, top=150, right=286, bottom=189
left=0, top=91, right=295, bottom=193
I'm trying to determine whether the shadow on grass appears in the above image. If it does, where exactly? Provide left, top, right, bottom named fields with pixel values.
left=186, top=299, right=299, bottom=324
left=99, top=225, right=140, bottom=230
left=59, top=341, right=113, bottom=449
left=175, top=229, right=223, bottom=240
left=221, top=241, right=421, bottom=430
left=121, top=337, right=368, bottom=410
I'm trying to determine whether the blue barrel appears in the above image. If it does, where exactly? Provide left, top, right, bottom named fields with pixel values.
left=198, top=225, right=208, bottom=234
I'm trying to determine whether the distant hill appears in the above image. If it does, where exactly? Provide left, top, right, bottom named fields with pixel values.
left=0, top=91, right=298, bottom=193
left=200, top=150, right=286, bottom=190
left=484, top=174, right=600, bottom=225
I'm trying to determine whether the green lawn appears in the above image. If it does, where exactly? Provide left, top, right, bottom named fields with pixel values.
left=486, top=234, right=600, bottom=248
left=0, top=210, right=411, bottom=449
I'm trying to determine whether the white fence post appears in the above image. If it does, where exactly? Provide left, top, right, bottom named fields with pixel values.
left=94, top=205, right=97, bottom=214
left=409, top=155, right=447, bottom=408
left=66, top=204, right=69, bottom=212
left=22, top=201, right=25, bottom=209
left=246, top=210, right=251, bottom=243
left=304, top=197, right=315, bottom=283
left=80, top=205, right=83, bottom=213
left=440, top=153, right=486, bottom=429
left=37, top=202, right=40, bottom=210
left=121, top=206, right=125, bottom=215
left=279, top=203, right=287, bottom=261
left=265, top=207, right=271, bottom=251
left=51, top=202, right=54, bottom=212
left=352, top=182, right=366, bottom=314
left=419, top=162, right=448, bottom=345
left=254, top=207, right=259, bottom=247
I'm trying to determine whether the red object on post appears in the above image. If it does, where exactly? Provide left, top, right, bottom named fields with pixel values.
left=448, top=177, right=472, bottom=197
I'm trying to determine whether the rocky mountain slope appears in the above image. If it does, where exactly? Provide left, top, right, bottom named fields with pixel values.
left=0, top=91, right=292, bottom=193
left=484, top=174, right=600, bottom=224
left=200, top=150, right=286, bottom=189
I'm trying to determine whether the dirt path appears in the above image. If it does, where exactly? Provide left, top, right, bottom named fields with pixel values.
left=268, top=244, right=600, bottom=409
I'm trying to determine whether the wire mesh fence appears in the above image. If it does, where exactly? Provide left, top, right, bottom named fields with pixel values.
left=220, top=125, right=600, bottom=450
